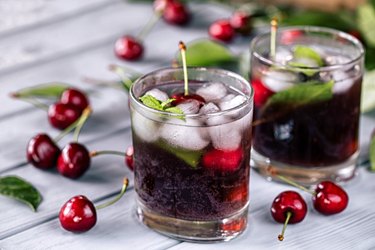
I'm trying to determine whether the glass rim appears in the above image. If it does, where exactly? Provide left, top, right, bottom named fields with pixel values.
left=129, top=67, right=254, bottom=119
left=250, top=26, right=365, bottom=71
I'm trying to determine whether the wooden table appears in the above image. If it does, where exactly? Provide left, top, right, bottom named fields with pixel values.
left=0, top=1, right=374, bottom=249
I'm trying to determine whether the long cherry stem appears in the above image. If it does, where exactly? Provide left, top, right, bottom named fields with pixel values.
left=96, top=178, right=129, bottom=210
left=270, top=18, right=278, bottom=60
left=278, top=211, right=292, bottom=241
left=137, top=10, right=163, bottom=42
left=15, top=97, right=49, bottom=111
left=54, top=119, right=80, bottom=143
left=109, top=65, right=137, bottom=91
left=73, top=107, right=92, bottom=142
left=179, top=41, right=189, bottom=96
left=276, top=175, right=315, bottom=195
left=90, top=150, right=125, bottom=157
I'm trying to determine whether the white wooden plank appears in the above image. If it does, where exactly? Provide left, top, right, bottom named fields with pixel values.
left=0, top=191, right=179, bottom=250
left=0, top=127, right=134, bottom=239
left=0, top=0, right=118, bottom=35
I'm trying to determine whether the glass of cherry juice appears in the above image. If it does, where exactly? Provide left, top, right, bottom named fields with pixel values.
left=250, top=26, right=364, bottom=186
left=129, top=67, right=253, bottom=242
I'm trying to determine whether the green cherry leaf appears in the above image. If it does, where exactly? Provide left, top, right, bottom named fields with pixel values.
left=370, top=133, right=375, bottom=172
left=12, top=83, right=70, bottom=99
left=0, top=176, right=42, bottom=212
left=293, top=46, right=324, bottom=67
left=176, top=39, right=238, bottom=67
left=361, top=70, right=375, bottom=113
left=139, top=95, right=163, bottom=111
left=358, top=3, right=375, bottom=47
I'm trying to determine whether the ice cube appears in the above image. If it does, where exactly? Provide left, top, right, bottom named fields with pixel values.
left=291, top=57, right=319, bottom=67
left=196, top=82, right=227, bottom=102
left=144, top=88, right=169, bottom=102
left=262, top=71, right=296, bottom=92
left=199, top=102, right=220, bottom=114
left=207, top=116, right=242, bottom=151
left=160, top=118, right=209, bottom=151
left=332, top=71, right=354, bottom=94
left=325, top=55, right=350, bottom=66
left=131, top=111, right=160, bottom=142
left=275, top=47, right=293, bottom=64
left=274, top=120, right=294, bottom=141
left=221, top=94, right=235, bottom=102
left=176, top=99, right=201, bottom=114
left=219, top=95, right=247, bottom=111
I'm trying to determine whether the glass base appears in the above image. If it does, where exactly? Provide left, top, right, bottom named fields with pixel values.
left=136, top=199, right=248, bottom=242
left=251, top=149, right=358, bottom=187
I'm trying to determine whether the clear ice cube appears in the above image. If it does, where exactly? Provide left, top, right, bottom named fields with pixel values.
left=199, top=102, right=220, bottom=114
left=332, top=71, right=354, bottom=94
left=144, top=88, right=169, bottom=102
left=275, top=47, right=293, bottom=64
left=262, top=71, right=296, bottom=92
left=196, top=82, right=227, bottom=102
left=160, top=118, right=209, bottom=151
left=207, top=116, right=242, bottom=151
left=219, top=95, right=247, bottom=111
left=131, top=111, right=160, bottom=142
left=176, top=99, right=201, bottom=114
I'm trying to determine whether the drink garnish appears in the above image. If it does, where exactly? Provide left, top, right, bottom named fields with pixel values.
left=179, top=41, right=189, bottom=96
left=156, top=140, right=202, bottom=168
left=270, top=18, right=278, bottom=59
left=139, top=94, right=184, bottom=115
left=293, top=45, right=324, bottom=67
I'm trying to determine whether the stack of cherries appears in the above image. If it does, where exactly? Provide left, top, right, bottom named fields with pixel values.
left=270, top=175, right=349, bottom=241
left=114, top=0, right=190, bottom=61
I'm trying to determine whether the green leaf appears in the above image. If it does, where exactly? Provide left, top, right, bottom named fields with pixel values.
left=13, top=83, right=69, bottom=98
left=287, top=61, right=318, bottom=77
left=165, top=107, right=184, bottom=115
left=0, top=176, right=42, bottom=212
left=139, top=95, right=163, bottom=111
left=361, top=70, right=375, bottom=113
left=176, top=39, right=238, bottom=67
left=370, top=134, right=375, bottom=172
left=293, top=46, right=324, bottom=67
left=358, top=3, right=375, bottom=47
left=157, top=140, right=203, bottom=168
left=258, top=81, right=334, bottom=123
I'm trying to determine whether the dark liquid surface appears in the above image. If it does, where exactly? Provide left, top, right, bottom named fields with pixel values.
left=252, top=78, right=361, bottom=167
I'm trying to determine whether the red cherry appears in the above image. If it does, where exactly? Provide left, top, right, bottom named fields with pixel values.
left=271, top=191, right=307, bottom=224
left=48, top=102, right=82, bottom=130
left=60, top=88, right=89, bottom=111
left=162, top=1, right=190, bottom=26
left=313, top=181, right=349, bottom=215
left=226, top=183, right=248, bottom=203
left=57, top=143, right=91, bottom=179
left=153, top=0, right=173, bottom=12
left=202, top=148, right=243, bottom=172
left=114, top=36, right=143, bottom=61
left=281, top=30, right=304, bottom=45
left=59, top=195, right=97, bottom=233
left=230, top=11, right=252, bottom=36
left=171, top=93, right=205, bottom=106
left=125, top=146, right=134, bottom=171
left=251, top=78, right=274, bottom=107
left=27, top=133, right=60, bottom=169
left=209, top=19, right=235, bottom=43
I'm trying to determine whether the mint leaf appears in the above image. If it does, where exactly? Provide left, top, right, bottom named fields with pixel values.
left=13, top=83, right=69, bottom=99
left=139, top=95, right=163, bottom=111
left=176, top=39, right=238, bottom=67
left=361, top=70, right=375, bottom=113
left=0, top=176, right=42, bottom=212
left=358, top=3, right=375, bottom=47
left=157, top=140, right=202, bottom=168
left=287, top=61, right=319, bottom=77
left=370, top=134, right=375, bottom=172
left=140, top=95, right=184, bottom=116
left=293, top=46, right=324, bottom=67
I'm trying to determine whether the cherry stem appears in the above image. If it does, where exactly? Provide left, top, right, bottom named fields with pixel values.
left=90, top=150, right=124, bottom=158
left=108, top=65, right=136, bottom=91
left=54, top=118, right=80, bottom=143
left=137, top=10, right=163, bottom=42
left=13, top=96, right=49, bottom=111
left=96, top=178, right=129, bottom=210
left=270, top=17, right=278, bottom=60
left=278, top=211, right=292, bottom=241
left=82, top=77, right=123, bottom=90
left=179, top=41, right=189, bottom=96
left=276, top=175, right=316, bottom=195
left=73, top=107, right=92, bottom=142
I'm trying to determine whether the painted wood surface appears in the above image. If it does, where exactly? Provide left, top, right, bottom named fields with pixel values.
left=0, top=1, right=374, bottom=250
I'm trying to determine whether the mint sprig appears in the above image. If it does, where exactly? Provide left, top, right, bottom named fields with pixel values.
left=139, top=95, right=184, bottom=115
left=293, top=45, right=324, bottom=67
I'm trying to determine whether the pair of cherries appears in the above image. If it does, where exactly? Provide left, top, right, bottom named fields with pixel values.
left=27, top=88, right=92, bottom=179
left=209, top=11, right=253, bottom=43
left=271, top=180, right=349, bottom=241
left=114, top=0, right=190, bottom=61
